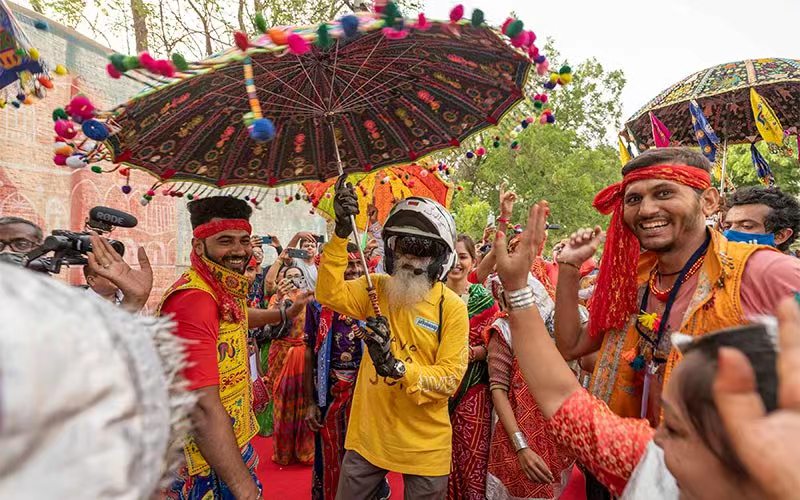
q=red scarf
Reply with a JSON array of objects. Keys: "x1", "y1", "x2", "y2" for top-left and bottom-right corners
[
  {"x1": 589, "y1": 165, "x2": 711, "y2": 337},
  {"x1": 191, "y1": 218, "x2": 253, "y2": 323}
]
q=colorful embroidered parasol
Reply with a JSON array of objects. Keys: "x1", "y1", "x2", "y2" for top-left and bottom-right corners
[
  {"x1": 624, "y1": 58, "x2": 800, "y2": 149},
  {"x1": 57, "y1": 6, "x2": 553, "y2": 193},
  {"x1": 303, "y1": 161, "x2": 454, "y2": 230},
  {"x1": 0, "y1": 0, "x2": 63, "y2": 108},
  {"x1": 51, "y1": 3, "x2": 557, "y2": 316}
]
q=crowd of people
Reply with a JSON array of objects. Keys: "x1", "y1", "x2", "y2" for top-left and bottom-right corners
[{"x1": 2, "y1": 146, "x2": 800, "y2": 500}]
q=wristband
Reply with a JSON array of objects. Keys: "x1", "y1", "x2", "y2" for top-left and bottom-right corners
[
  {"x1": 505, "y1": 286, "x2": 536, "y2": 311},
  {"x1": 512, "y1": 431, "x2": 529, "y2": 452},
  {"x1": 497, "y1": 217, "x2": 510, "y2": 224},
  {"x1": 556, "y1": 260, "x2": 581, "y2": 272}
]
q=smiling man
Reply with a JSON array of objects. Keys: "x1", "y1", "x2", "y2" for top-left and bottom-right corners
[
  {"x1": 553, "y1": 148, "x2": 800, "y2": 426},
  {"x1": 159, "y1": 196, "x2": 309, "y2": 500}
]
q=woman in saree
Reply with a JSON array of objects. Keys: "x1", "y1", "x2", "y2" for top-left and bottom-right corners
[
  {"x1": 492, "y1": 201, "x2": 793, "y2": 500},
  {"x1": 267, "y1": 265, "x2": 314, "y2": 465},
  {"x1": 446, "y1": 235, "x2": 499, "y2": 500}
]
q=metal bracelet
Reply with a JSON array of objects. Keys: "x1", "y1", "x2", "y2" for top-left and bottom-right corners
[
  {"x1": 508, "y1": 297, "x2": 536, "y2": 311},
  {"x1": 512, "y1": 431, "x2": 529, "y2": 452},
  {"x1": 506, "y1": 285, "x2": 534, "y2": 300}
]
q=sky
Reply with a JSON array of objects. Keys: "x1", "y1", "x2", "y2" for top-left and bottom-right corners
[{"x1": 426, "y1": 0, "x2": 800, "y2": 120}]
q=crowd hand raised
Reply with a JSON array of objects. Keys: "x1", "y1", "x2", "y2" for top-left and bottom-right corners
[
  {"x1": 494, "y1": 201, "x2": 549, "y2": 292},
  {"x1": 333, "y1": 175, "x2": 359, "y2": 239},
  {"x1": 367, "y1": 203, "x2": 378, "y2": 225},
  {"x1": 517, "y1": 448, "x2": 554, "y2": 484},
  {"x1": 305, "y1": 404, "x2": 323, "y2": 432},
  {"x1": 499, "y1": 182, "x2": 517, "y2": 219},
  {"x1": 713, "y1": 296, "x2": 800, "y2": 500},
  {"x1": 268, "y1": 234, "x2": 282, "y2": 249},
  {"x1": 286, "y1": 290, "x2": 314, "y2": 319},
  {"x1": 363, "y1": 315, "x2": 400, "y2": 378},
  {"x1": 557, "y1": 227, "x2": 603, "y2": 268},
  {"x1": 87, "y1": 233, "x2": 153, "y2": 313},
  {"x1": 250, "y1": 235, "x2": 263, "y2": 248}
]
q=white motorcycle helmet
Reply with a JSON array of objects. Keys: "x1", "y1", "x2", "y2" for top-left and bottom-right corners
[{"x1": 382, "y1": 197, "x2": 457, "y2": 282}]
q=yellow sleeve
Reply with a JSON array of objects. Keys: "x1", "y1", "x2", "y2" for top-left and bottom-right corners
[
  {"x1": 316, "y1": 235, "x2": 371, "y2": 321},
  {"x1": 403, "y1": 296, "x2": 469, "y2": 405}
]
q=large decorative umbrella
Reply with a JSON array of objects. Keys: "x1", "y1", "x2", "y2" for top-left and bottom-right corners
[
  {"x1": 0, "y1": 0, "x2": 63, "y2": 108},
  {"x1": 303, "y1": 161, "x2": 454, "y2": 230},
  {"x1": 624, "y1": 58, "x2": 800, "y2": 149},
  {"x1": 51, "y1": 4, "x2": 559, "y2": 314}
]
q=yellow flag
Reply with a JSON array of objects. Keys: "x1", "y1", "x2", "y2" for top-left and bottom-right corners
[
  {"x1": 750, "y1": 88, "x2": 785, "y2": 152},
  {"x1": 618, "y1": 136, "x2": 632, "y2": 164}
]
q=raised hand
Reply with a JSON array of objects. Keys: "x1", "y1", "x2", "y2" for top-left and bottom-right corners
[
  {"x1": 286, "y1": 290, "x2": 314, "y2": 319},
  {"x1": 499, "y1": 182, "x2": 517, "y2": 220},
  {"x1": 333, "y1": 175, "x2": 359, "y2": 238},
  {"x1": 713, "y1": 296, "x2": 800, "y2": 500},
  {"x1": 87, "y1": 234, "x2": 153, "y2": 312},
  {"x1": 367, "y1": 203, "x2": 379, "y2": 225},
  {"x1": 557, "y1": 227, "x2": 604, "y2": 268},
  {"x1": 250, "y1": 235, "x2": 263, "y2": 248},
  {"x1": 495, "y1": 201, "x2": 549, "y2": 291}
]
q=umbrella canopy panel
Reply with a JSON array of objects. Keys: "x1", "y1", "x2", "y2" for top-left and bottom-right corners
[
  {"x1": 107, "y1": 22, "x2": 531, "y2": 187},
  {"x1": 625, "y1": 58, "x2": 800, "y2": 148}
]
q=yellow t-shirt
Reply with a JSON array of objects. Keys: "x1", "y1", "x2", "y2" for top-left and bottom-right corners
[{"x1": 316, "y1": 235, "x2": 469, "y2": 476}]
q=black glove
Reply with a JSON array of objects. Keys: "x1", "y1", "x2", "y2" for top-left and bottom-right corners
[
  {"x1": 363, "y1": 315, "x2": 404, "y2": 379},
  {"x1": 333, "y1": 175, "x2": 359, "y2": 239}
]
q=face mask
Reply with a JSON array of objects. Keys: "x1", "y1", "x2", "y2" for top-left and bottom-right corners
[{"x1": 723, "y1": 229, "x2": 775, "y2": 247}]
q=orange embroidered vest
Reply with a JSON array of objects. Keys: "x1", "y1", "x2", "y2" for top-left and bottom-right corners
[
  {"x1": 158, "y1": 267, "x2": 259, "y2": 475},
  {"x1": 590, "y1": 231, "x2": 771, "y2": 418}
]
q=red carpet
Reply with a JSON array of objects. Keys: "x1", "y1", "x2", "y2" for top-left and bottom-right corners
[
  {"x1": 253, "y1": 436, "x2": 403, "y2": 499},
  {"x1": 253, "y1": 435, "x2": 585, "y2": 499}
]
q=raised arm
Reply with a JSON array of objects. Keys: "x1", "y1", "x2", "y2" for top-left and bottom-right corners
[
  {"x1": 495, "y1": 202, "x2": 653, "y2": 496},
  {"x1": 553, "y1": 227, "x2": 604, "y2": 360}
]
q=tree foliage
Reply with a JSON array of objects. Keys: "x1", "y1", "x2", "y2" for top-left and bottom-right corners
[
  {"x1": 448, "y1": 52, "x2": 625, "y2": 246},
  {"x1": 26, "y1": 0, "x2": 422, "y2": 58},
  {"x1": 723, "y1": 142, "x2": 800, "y2": 196}
]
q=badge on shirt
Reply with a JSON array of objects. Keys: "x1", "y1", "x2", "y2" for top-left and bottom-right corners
[{"x1": 415, "y1": 317, "x2": 439, "y2": 334}]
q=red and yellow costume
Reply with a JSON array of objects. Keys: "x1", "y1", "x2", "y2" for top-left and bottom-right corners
[{"x1": 158, "y1": 219, "x2": 260, "y2": 495}]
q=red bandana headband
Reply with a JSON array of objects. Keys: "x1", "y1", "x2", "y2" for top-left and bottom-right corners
[
  {"x1": 347, "y1": 252, "x2": 362, "y2": 262},
  {"x1": 193, "y1": 219, "x2": 252, "y2": 239},
  {"x1": 588, "y1": 165, "x2": 712, "y2": 338}
]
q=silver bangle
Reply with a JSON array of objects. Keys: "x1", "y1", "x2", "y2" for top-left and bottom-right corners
[
  {"x1": 512, "y1": 431, "x2": 529, "y2": 452},
  {"x1": 508, "y1": 298, "x2": 536, "y2": 311},
  {"x1": 506, "y1": 286, "x2": 533, "y2": 300}
]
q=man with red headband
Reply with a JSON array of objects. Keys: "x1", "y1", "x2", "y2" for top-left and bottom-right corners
[
  {"x1": 554, "y1": 148, "x2": 800, "y2": 425},
  {"x1": 160, "y1": 196, "x2": 310, "y2": 500}
]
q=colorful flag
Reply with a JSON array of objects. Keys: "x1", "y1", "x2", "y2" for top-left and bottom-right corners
[
  {"x1": 649, "y1": 112, "x2": 671, "y2": 148},
  {"x1": 689, "y1": 100, "x2": 720, "y2": 163},
  {"x1": 618, "y1": 136, "x2": 632, "y2": 164},
  {"x1": 750, "y1": 143, "x2": 775, "y2": 186},
  {"x1": 750, "y1": 88, "x2": 785, "y2": 154}
]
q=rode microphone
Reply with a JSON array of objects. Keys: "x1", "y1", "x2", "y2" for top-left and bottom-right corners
[{"x1": 87, "y1": 206, "x2": 138, "y2": 232}]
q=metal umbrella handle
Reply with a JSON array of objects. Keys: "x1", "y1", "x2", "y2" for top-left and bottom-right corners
[{"x1": 329, "y1": 122, "x2": 382, "y2": 317}]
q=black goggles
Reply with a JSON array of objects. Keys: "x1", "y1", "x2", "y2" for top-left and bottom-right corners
[{"x1": 390, "y1": 235, "x2": 442, "y2": 258}]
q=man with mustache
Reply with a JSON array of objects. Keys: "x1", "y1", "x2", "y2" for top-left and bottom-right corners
[
  {"x1": 159, "y1": 197, "x2": 310, "y2": 500},
  {"x1": 554, "y1": 148, "x2": 800, "y2": 426},
  {"x1": 316, "y1": 179, "x2": 469, "y2": 500}
]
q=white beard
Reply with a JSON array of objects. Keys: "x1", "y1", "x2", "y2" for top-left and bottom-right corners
[{"x1": 385, "y1": 255, "x2": 433, "y2": 307}]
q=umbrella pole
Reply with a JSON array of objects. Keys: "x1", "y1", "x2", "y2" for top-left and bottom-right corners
[{"x1": 329, "y1": 121, "x2": 383, "y2": 317}]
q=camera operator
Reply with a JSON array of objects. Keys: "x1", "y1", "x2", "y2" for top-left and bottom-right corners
[
  {"x1": 0, "y1": 216, "x2": 44, "y2": 266},
  {"x1": 84, "y1": 234, "x2": 153, "y2": 313}
]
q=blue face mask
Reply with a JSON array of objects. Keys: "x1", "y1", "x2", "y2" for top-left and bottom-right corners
[{"x1": 723, "y1": 229, "x2": 775, "y2": 247}]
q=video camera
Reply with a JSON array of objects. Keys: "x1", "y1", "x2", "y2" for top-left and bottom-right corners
[{"x1": 23, "y1": 206, "x2": 138, "y2": 274}]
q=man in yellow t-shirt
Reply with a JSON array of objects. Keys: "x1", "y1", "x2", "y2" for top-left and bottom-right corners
[{"x1": 316, "y1": 178, "x2": 468, "y2": 499}]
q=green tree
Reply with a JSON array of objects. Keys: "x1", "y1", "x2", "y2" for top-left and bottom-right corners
[
  {"x1": 448, "y1": 51, "x2": 625, "y2": 247},
  {"x1": 723, "y1": 142, "x2": 800, "y2": 196}
]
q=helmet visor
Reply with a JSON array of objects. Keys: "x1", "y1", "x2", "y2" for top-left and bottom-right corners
[{"x1": 390, "y1": 235, "x2": 443, "y2": 258}]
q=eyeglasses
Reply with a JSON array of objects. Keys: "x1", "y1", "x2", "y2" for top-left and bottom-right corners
[{"x1": 0, "y1": 238, "x2": 38, "y2": 253}]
